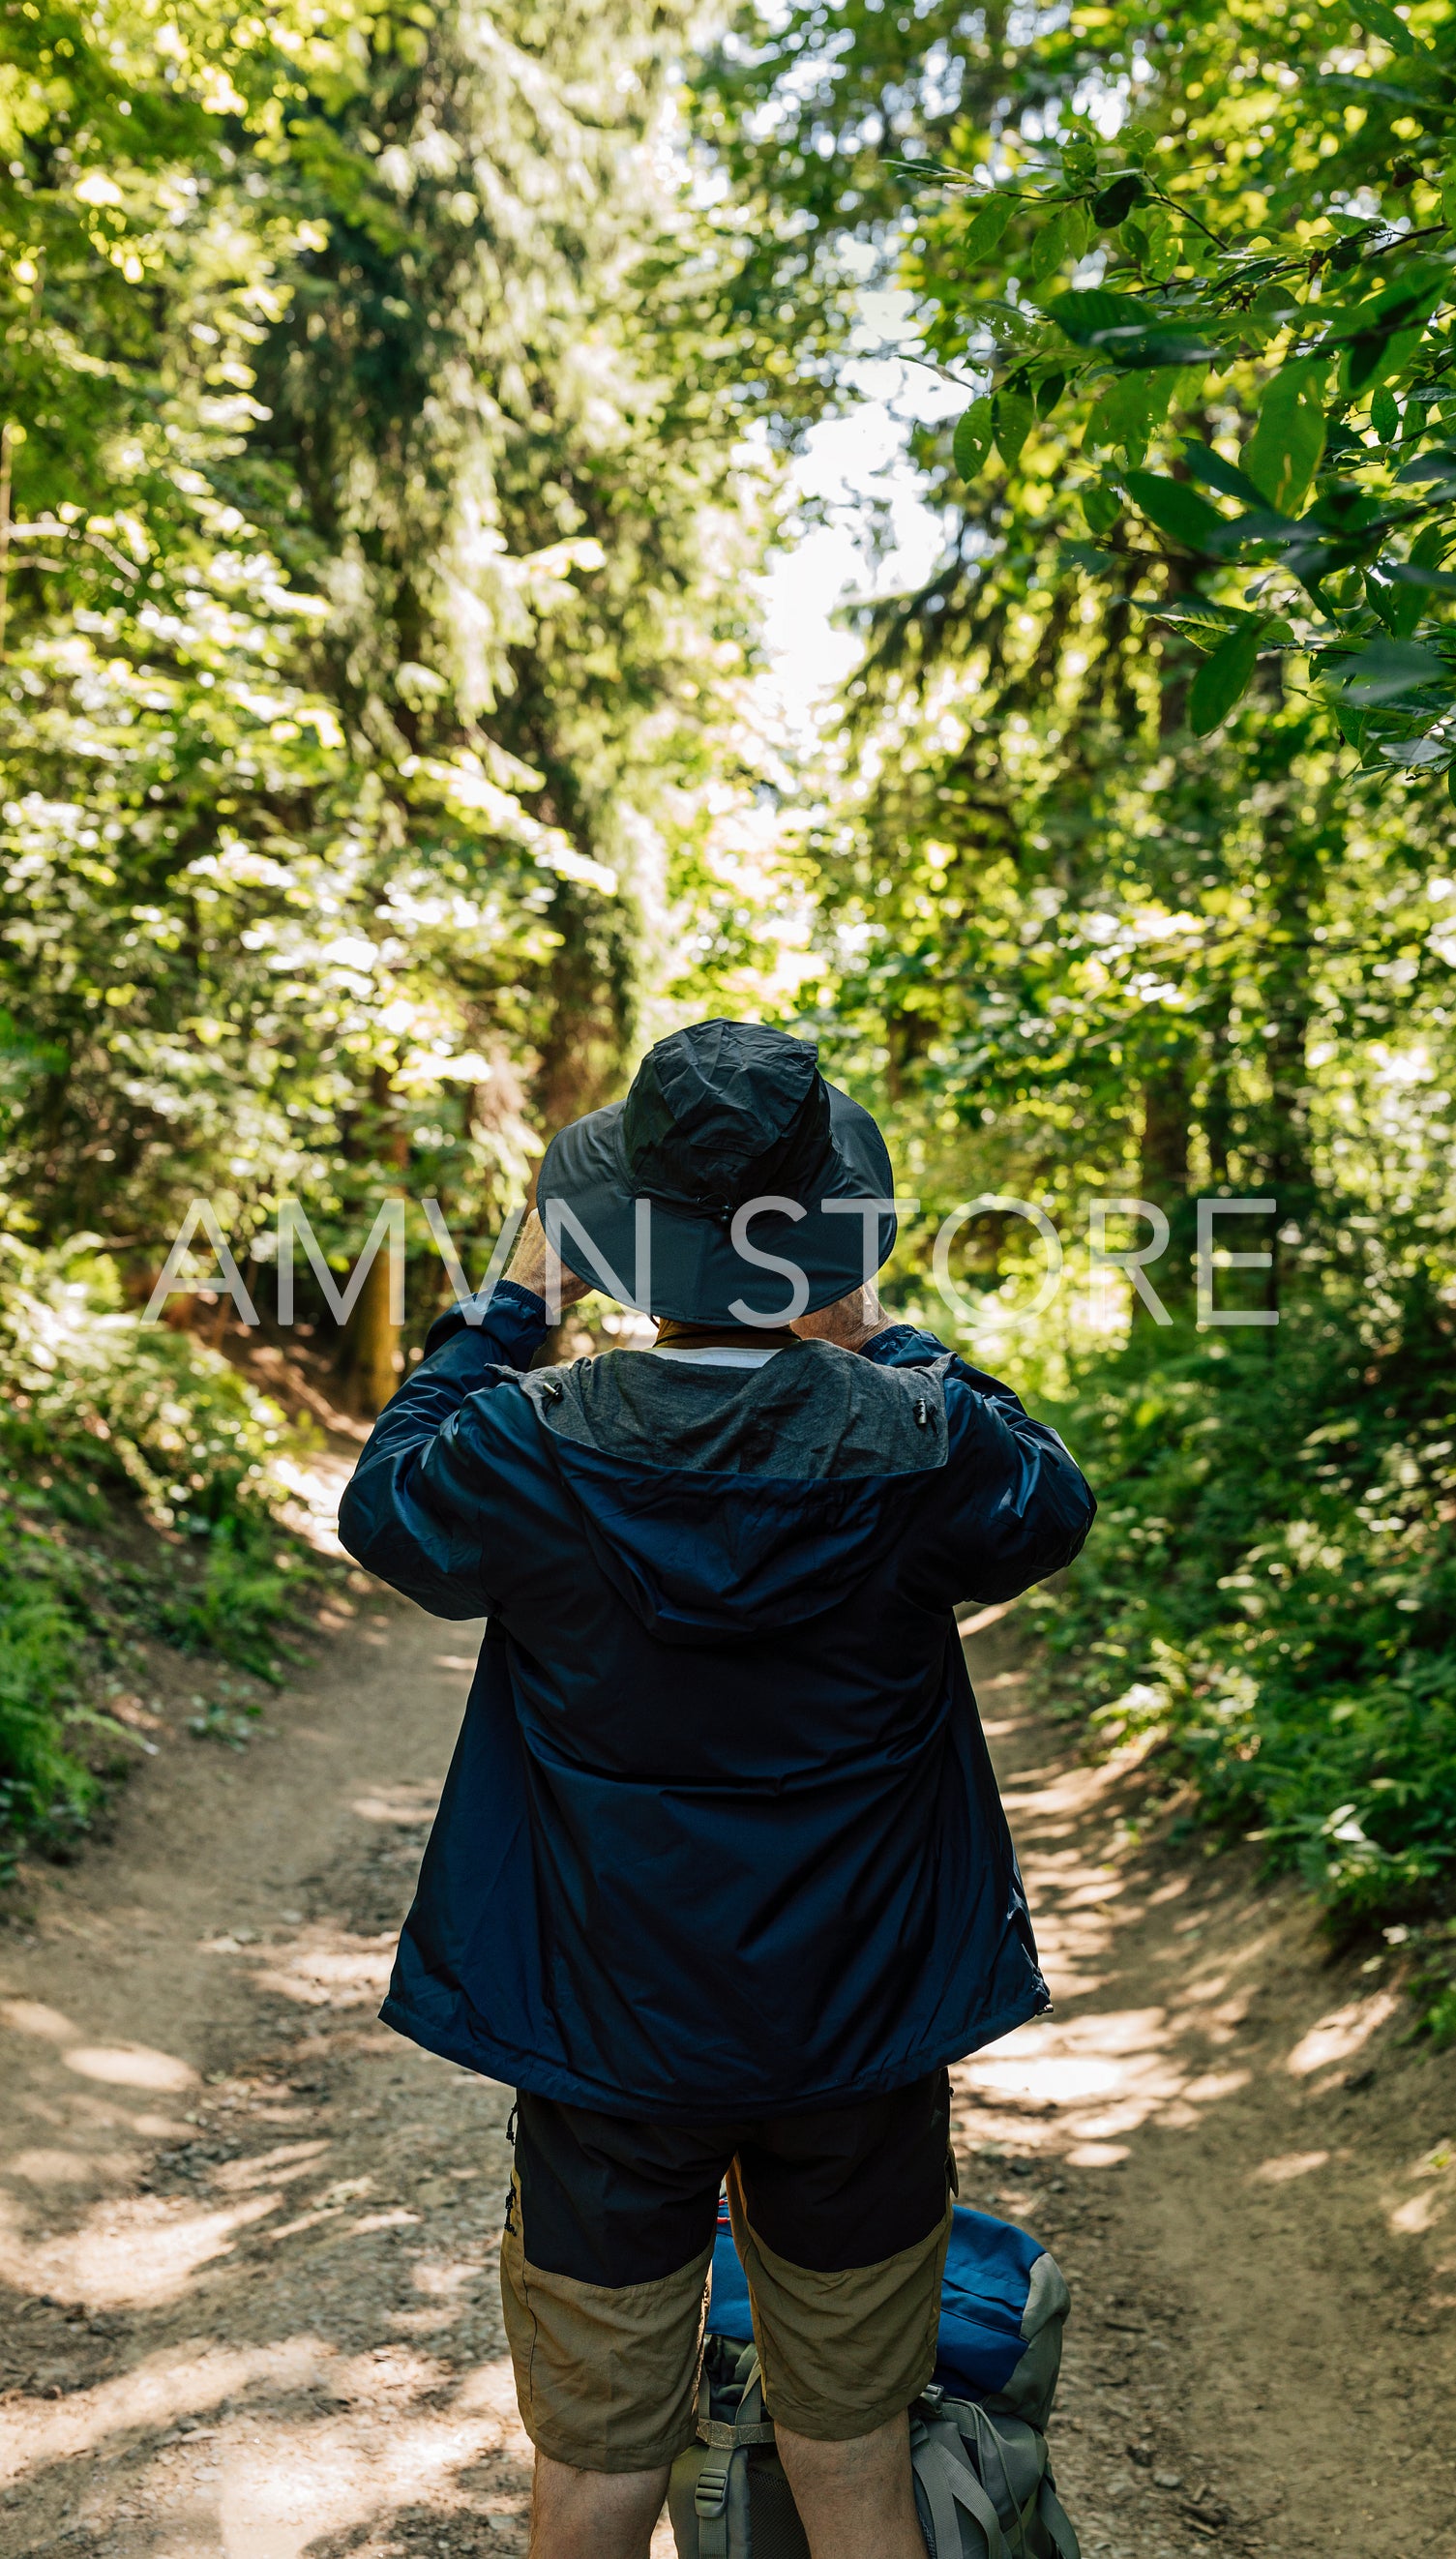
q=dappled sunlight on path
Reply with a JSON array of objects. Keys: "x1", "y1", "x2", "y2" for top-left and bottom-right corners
[
  {"x1": 0, "y1": 1604, "x2": 1451, "y2": 2559},
  {"x1": 953, "y1": 1632, "x2": 1456, "y2": 2559},
  {"x1": 0, "y1": 1604, "x2": 531, "y2": 2559}
]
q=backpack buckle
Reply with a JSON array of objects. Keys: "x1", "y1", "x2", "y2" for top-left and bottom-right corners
[{"x1": 696, "y1": 2457, "x2": 731, "y2": 2518}]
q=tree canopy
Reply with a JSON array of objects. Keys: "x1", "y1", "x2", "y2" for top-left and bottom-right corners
[
  {"x1": 0, "y1": 0, "x2": 765, "y2": 1331},
  {"x1": 695, "y1": 0, "x2": 1456, "y2": 1992},
  {"x1": 1, "y1": 0, "x2": 1453, "y2": 2026}
]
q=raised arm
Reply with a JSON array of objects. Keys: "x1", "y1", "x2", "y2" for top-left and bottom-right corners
[
  {"x1": 337, "y1": 1212, "x2": 590, "y2": 1618},
  {"x1": 864, "y1": 1322, "x2": 1095, "y2": 1609}
]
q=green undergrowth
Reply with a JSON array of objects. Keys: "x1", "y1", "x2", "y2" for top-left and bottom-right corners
[
  {"x1": 1035, "y1": 1275, "x2": 1456, "y2": 2036},
  {"x1": 0, "y1": 1235, "x2": 328, "y2": 1870}
]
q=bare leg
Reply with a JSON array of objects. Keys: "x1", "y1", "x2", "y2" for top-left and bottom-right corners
[
  {"x1": 776, "y1": 2409, "x2": 925, "y2": 2559},
  {"x1": 527, "y1": 2451, "x2": 670, "y2": 2559}
]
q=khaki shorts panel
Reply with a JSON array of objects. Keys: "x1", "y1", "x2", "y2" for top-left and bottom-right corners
[
  {"x1": 500, "y1": 2171, "x2": 713, "y2": 2472},
  {"x1": 726, "y1": 2164, "x2": 953, "y2": 2443}
]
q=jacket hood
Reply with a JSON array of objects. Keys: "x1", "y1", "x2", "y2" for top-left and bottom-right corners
[{"x1": 519, "y1": 1342, "x2": 949, "y2": 1646}]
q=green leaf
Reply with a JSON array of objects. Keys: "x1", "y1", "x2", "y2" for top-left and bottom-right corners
[
  {"x1": 1319, "y1": 268, "x2": 1448, "y2": 395},
  {"x1": 1365, "y1": 564, "x2": 1419, "y2": 637},
  {"x1": 1384, "y1": 565, "x2": 1428, "y2": 636},
  {"x1": 952, "y1": 399, "x2": 995, "y2": 480},
  {"x1": 1348, "y1": 0, "x2": 1420, "y2": 54},
  {"x1": 1320, "y1": 272, "x2": 1442, "y2": 396},
  {"x1": 1348, "y1": 322, "x2": 1429, "y2": 396},
  {"x1": 1384, "y1": 558, "x2": 1456, "y2": 595},
  {"x1": 1030, "y1": 203, "x2": 1087, "y2": 282},
  {"x1": 1335, "y1": 698, "x2": 1372, "y2": 750},
  {"x1": 1085, "y1": 369, "x2": 1174, "y2": 461},
  {"x1": 1047, "y1": 286, "x2": 1143, "y2": 345},
  {"x1": 1243, "y1": 361, "x2": 1328, "y2": 514},
  {"x1": 993, "y1": 388, "x2": 1034, "y2": 468},
  {"x1": 1372, "y1": 386, "x2": 1400, "y2": 443},
  {"x1": 1081, "y1": 483, "x2": 1121, "y2": 535},
  {"x1": 1188, "y1": 619, "x2": 1263, "y2": 734},
  {"x1": 966, "y1": 193, "x2": 1015, "y2": 260},
  {"x1": 1058, "y1": 539, "x2": 1123, "y2": 576},
  {"x1": 1334, "y1": 637, "x2": 1446, "y2": 702},
  {"x1": 1122, "y1": 469, "x2": 1230, "y2": 550},
  {"x1": 1396, "y1": 445, "x2": 1456, "y2": 486},
  {"x1": 1137, "y1": 596, "x2": 1253, "y2": 643},
  {"x1": 1093, "y1": 172, "x2": 1144, "y2": 226},
  {"x1": 1029, "y1": 211, "x2": 1065, "y2": 284},
  {"x1": 1181, "y1": 443, "x2": 1265, "y2": 508},
  {"x1": 1443, "y1": 168, "x2": 1456, "y2": 233},
  {"x1": 1044, "y1": 288, "x2": 1216, "y2": 369},
  {"x1": 1319, "y1": 263, "x2": 1447, "y2": 343},
  {"x1": 1130, "y1": 327, "x2": 1221, "y2": 367},
  {"x1": 1142, "y1": 210, "x2": 1182, "y2": 286}
]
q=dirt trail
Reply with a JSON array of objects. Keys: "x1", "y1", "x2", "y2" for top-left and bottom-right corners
[
  {"x1": 0, "y1": 1599, "x2": 1452, "y2": 2559},
  {"x1": 960, "y1": 1622, "x2": 1455, "y2": 2556}
]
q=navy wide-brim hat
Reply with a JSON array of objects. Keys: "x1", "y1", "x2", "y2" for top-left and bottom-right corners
[{"x1": 537, "y1": 1019, "x2": 896, "y2": 1324}]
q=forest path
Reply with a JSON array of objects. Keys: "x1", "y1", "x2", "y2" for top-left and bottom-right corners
[{"x1": 0, "y1": 1599, "x2": 1452, "y2": 2559}]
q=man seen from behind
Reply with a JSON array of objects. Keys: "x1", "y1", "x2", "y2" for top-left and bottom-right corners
[{"x1": 339, "y1": 1020, "x2": 1095, "y2": 2559}]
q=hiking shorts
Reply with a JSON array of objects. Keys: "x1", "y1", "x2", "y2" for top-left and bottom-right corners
[{"x1": 499, "y1": 2068, "x2": 955, "y2": 2472}]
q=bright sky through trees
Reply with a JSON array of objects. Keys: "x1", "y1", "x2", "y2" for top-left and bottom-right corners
[{"x1": 759, "y1": 350, "x2": 962, "y2": 737}]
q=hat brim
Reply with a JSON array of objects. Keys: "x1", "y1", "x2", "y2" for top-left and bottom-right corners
[{"x1": 536, "y1": 1082, "x2": 896, "y2": 1324}]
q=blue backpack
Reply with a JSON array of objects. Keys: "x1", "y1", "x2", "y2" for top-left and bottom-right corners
[{"x1": 668, "y1": 2205, "x2": 1081, "y2": 2559}]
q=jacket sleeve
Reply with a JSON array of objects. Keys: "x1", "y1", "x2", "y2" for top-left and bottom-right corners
[
  {"x1": 863, "y1": 1322, "x2": 1095, "y2": 1609},
  {"x1": 336, "y1": 1280, "x2": 550, "y2": 1619}
]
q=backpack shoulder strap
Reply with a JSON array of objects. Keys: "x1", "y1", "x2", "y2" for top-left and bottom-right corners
[
  {"x1": 692, "y1": 2360, "x2": 779, "y2": 2559},
  {"x1": 692, "y1": 2373, "x2": 735, "y2": 2559},
  {"x1": 694, "y1": 2450, "x2": 733, "y2": 2559},
  {"x1": 911, "y1": 2432, "x2": 1013, "y2": 2559},
  {"x1": 1039, "y1": 2475, "x2": 1081, "y2": 2559}
]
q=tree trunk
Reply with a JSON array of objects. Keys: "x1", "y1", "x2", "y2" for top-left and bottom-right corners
[
  {"x1": 1259, "y1": 819, "x2": 1318, "y2": 1322},
  {"x1": 1203, "y1": 989, "x2": 1234, "y2": 1187},
  {"x1": 1141, "y1": 1049, "x2": 1190, "y2": 1199},
  {"x1": 1140, "y1": 1032, "x2": 1195, "y2": 1309},
  {"x1": 342, "y1": 1246, "x2": 402, "y2": 1414},
  {"x1": 532, "y1": 877, "x2": 636, "y2": 1150},
  {"x1": 338, "y1": 1063, "x2": 408, "y2": 1416},
  {"x1": 524, "y1": 878, "x2": 638, "y2": 1359}
]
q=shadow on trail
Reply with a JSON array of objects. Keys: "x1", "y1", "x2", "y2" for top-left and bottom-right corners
[
  {"x1": 955, "y1": 1622, "x2": 1456, "y2": 2559},
  {"x1": 0, "y1": 1606, "x2": 1450, "y2": 2559},
  {"x1": 0, "y1": 1609, "x2": 534, "y2": 2559}
]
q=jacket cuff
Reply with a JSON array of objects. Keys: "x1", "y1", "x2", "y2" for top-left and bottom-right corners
[{"x1": 422, "y1": 1276, "x2": 550, "y2": 1367}]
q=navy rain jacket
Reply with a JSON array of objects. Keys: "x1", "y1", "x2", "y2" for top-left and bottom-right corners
[{"x1": 339, "y1": 1282, "x2": 1095, "y2": 2119}]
